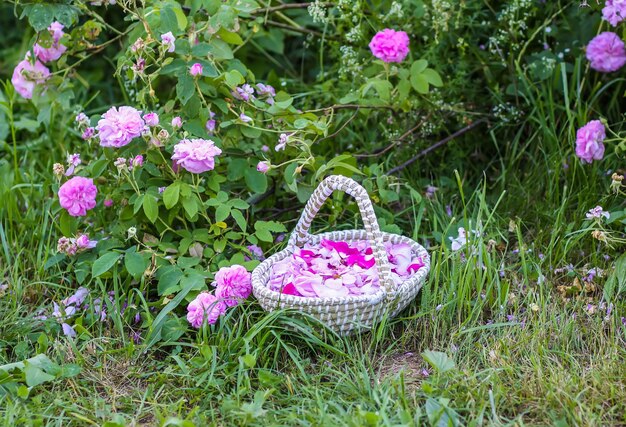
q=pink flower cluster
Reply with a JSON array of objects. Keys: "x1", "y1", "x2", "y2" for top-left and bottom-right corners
[
  {"x1": 57, "y1": 234, "x2": 98, "y2": 256},
  {"x1": 602, "y1": 0, "x2": 626, "y2": 26},
  {"x1": 58, "y1": 176, "x2": 98, "y2": 217},
  {"x1": 267, "y1": 239, "x2": 424, "y2": 298},
  {"x1": 171, "y1": 138, "x2": 222, "y2": 173},
  {"x1": 11, "y1": 56, "x2": 51, "y2": 99},
  {"x1": 33, "y1": 22, "x2": 67, "y2": 63},
  {"x1": 231, "y1": 82, "x2": 276, "y2": 105},
  {"x1": 586, "y1": 32, "x2": 626, "y2": 73},
  {"x1": 186, "y1": 265, "x2": 252, "y2": 328},
  {"x1": 575, "y1": 120, "x2": 606, "y2": 164},
  {"x1": 11, "y1": 21, "x2": 67, "y2": 99},
  {"x1": 97, "y1": 106, "x2": 145, "y2": 148},
  {"x1": 369, "y1": 29, "x2": 410, "y2": 63}
]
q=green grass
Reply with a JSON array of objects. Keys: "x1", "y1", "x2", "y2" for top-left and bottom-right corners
[{"x1": 1, "y1": 147, "x2": 625, "y2": 426}]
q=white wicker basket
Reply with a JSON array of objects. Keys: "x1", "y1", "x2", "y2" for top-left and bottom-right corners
[{"x1": 251, "y1": 175, "x2": 430, "y2": 335}]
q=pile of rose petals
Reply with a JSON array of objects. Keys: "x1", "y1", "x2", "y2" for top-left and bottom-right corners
[{"x1": 268, "y1": 239, "x2": 425, "y2": 298}]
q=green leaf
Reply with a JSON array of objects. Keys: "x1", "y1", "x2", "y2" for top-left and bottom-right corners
[
  {"x1": 422, "y1": 350, "x2": 455, "y2": 373},
  {"x1": 422, "y1": 68, "x2": 443, "y2": 87},
  {"x1": 145, "y1": 272, "x2": 205, "y2": 348},
  {"x1": 24, "y1": 4, "x2": 54, "y2": 32},
  {"x1": 228, "y1": 158, "x2": 248, "y2": 181},
  {"x1": 163, "y1": 183, "x2": 180, "y2": 209},
  {"x1": 125, "y1": 251, "x2": 148, "y2": 280},
  {"x1": 159, "y1": 6, "x2": 179, "y2": 34},
  {"x1": 255, "y1": 229, "x2": 272, "y2": 243},
  {"x1": 255, "y1": 221, "x2": 287, "y2": 233},
  {"x1": 143, "y1": 195, "x2": 159, "y2": 223},
  {"x1": 215, "y1": 204, "x2": 231, "y2": 222},
  {"x1": 161, "y1": 316, "x2": 186, "y2": 342},
  {"x1": 157, "y1": 267, "x2": 184, "y2": 296},
  {"x1": 176, "y1": 73, "x2": 195, "y2": 105},
  {"x1": 59, "y1": 210, "x2": 76, "y2": 236},
  {"x1": 604, "y1": 253, "x2": 626, "y2": 300},
  {"x1": 92, "y1": 252, "x2": 121, "y2": 277},
  {"x1": 241, "y1": 354, "x2": 256, "y2": 368},
  {"x1": 410, "y1": 73, "x2": 429, "y2": 94},
  {"x1": 182, "y1": 196, "x2": 199, "y2": 219},
  {"x1": 361, "y1": 79, "x2": 393, "y2": 102},
  {"x1": 228, "y1": 199, "x2": 249, "y2": 210},
  {"x1": 217, "y1": 28, "x2": 244, "y2": 45},
  {"x1": 207, "y1": 39, "x2": 234, "y2": 60},
  {"x1": 231, "y1": 209, "x2": 247, "y2": 232},
  {"x1": 224, "y1": 69, "x2": 244, "y2": 88},
  {"x1": 244, "y1": 168, "x2": 268, "y2": 193},
  {"x1": 24, "y1": 362, "x2": 55, "y2": 387},
  {"x1": 411, "y1": 59, "x2": 429, "y2": 75}
]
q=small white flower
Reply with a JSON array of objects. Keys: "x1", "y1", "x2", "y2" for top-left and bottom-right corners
[
  {"x1": 449, "y1": 227, "x2": 467, "y2": 251},
  {"x1": 127, "y1": 227, "x2": 137, "y2": 239}
]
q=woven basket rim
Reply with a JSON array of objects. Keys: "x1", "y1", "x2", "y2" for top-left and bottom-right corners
[{"x1": 251, "y1": 229, "x2": 429, "y2": 306}]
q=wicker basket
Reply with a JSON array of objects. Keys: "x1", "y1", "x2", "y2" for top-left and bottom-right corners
[{"x1": 251, "y1": 175, "x2": 430, "y2": 335}]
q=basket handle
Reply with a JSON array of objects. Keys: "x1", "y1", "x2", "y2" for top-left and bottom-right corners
[{"x1": 288, "y1": 175, "x2": 394, "y2": 295}]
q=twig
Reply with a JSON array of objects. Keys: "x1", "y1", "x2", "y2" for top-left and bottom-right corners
[
  {"x1": 386, "y1": 119, "x2": 488, "y2": 175},
  {"x1": 254, "y1": 2, "x2": 334, "y2": 14},
  {"x1": 308, "y1": 104, "x2": 396, "y2": 113},
  {"x1": 317, "y1": 109, "x2": 360, "y2": 143},
  {"x1": 355, "y1": 114, "x2": 431, "y2": 159}
]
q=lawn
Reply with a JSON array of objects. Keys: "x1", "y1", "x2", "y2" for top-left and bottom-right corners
[{"x1": 1, "y1": 1, "x2": 625, "y2": 426}]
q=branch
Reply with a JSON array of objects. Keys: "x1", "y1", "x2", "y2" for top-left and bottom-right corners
[
  {"x1": 253, "y1": 2, "x2": 334, "y2": 14},
  {"x1": 386, "y1": 119, "x2": 488, "y2": 175},
  {"x1": 354, "y1": 113, "x2": 431, "y2": 159}
]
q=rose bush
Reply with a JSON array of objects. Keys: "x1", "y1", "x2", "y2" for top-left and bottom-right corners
[{"x1": 1, "y1": 0, "x2": 624, "y2": 344}]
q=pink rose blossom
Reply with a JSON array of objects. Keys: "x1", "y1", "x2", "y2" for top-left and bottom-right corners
[
  {"x1": 256, "y1": 161, "x2": 270, "y2": 173},
  {"x1": 11, "y1": 57, "x2": 50, "y2": 99},
  {"x1": 171, "y1": 138, "x2": 222, "y2": 173},
  {"x1": 602, "y1": 0, "x2": 626, "y2": 26},
  {"x1": 369, "y1": 29, "x2": 410, "y2": 63},
  {"x1": 143, "y1": 112, "x2": 159, "y2": 127},
  {"x1": 214, "y1": 265, "x2": 252, "y2": 307},
  {"x1": 97, "y1": 106, "x2": 145, "y2": 148},
  {"x1": 186, "y1": 292, "x2": 225, "y2": 328},
  {"x1": 171, "y1": 116, "x2": 183, "y2": 128},
  {"x1": 575, "y1": 120, "x2": 606, "y2": 164},
  {"x1": 586, "y1": 32, "x2": 626, "y2": 73},
  {"x1": 58, "y1": 176, "x2": 98, "y2": 217},
  {"x1": 33, "y1": 22, "x2": 67, "y2": 63},
  {"x1": 190, "y1": 63, "x2": 203, "y2": 76},
  {"x1": 104, "y1": 198, "x2": 114, "y2": 207},
  {"x1": 161, "y1": 32, "x2": 176, "y2": 53}
]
